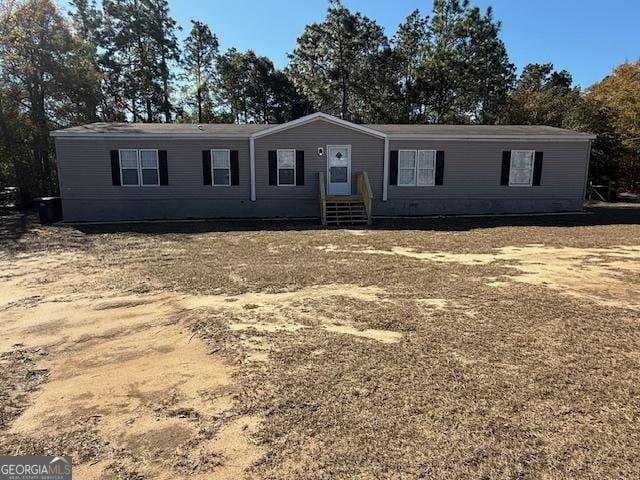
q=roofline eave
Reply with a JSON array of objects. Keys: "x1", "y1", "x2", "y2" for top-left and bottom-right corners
[
  {"x1": 386, "y1": 134, "x2": 597, "y2": 141},
  {"x1": 250, "y1": 112, "x2": 388, "y2": 140},
  {"x1": 50, "y1": 132, "x2": 254, "y2": 139}
]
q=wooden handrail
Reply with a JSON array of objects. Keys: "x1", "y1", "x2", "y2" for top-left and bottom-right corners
[
  {"x1": 318, "y1": 171, "x2": 326, "y2": 202},
  {"x1": 318, "y1": 171, "x2": 327, "y2": 225},
  {"x1": 356, "y1": 171, "x2": 373, "y2": 225}
]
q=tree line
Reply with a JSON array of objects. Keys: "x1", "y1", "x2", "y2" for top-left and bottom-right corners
[{"x1": 0, "y1": 0, "x2": 638, "y2": 202}]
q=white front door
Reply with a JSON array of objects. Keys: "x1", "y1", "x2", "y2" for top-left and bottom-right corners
[{"x1": 327, "y1": 145, "x2": 351, "y2": 195}]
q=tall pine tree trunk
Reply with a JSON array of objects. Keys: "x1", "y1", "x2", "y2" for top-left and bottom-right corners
[
  {"x1": 29, "y1": 74, "x2": 52, "y2": 195},
  {"x1": 341, "y1": 72, "x2": 348, "y2": 120},
  {"x1": 197, "y1": 85, "x2": 203, "y2": 123},
  {"x1": 337, "y1": 33, "x2": 348, "y2": 120},
  {"x1": 196, "y1": 58, "x2": 203, "y2": 123},
  {"x1": 0, "y1": 94, "x2": 29, "y2": 203},
  {"x1": 131, "y1": 86, "x2": 138, "y2": 122},
  {"x1": 146, "y1": 97, "x2": 153, "y2": 122},
  {"x1": 161, "y1": 50, "x2": 171, "y2": 122}
]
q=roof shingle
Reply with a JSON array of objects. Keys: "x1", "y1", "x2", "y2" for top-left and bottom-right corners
[{"x1": 51, "y1": 119, "x2": 594, "y2": 139}]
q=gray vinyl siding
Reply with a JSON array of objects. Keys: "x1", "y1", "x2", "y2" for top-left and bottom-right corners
[
  {"x1": 54, "y1": 121, "x2": 590, "y2": 222},
  {"x1": 55, "y1": 137, "x2": 251, "y2": 200},
  {"x1": 254, "y1": 119, "x2": 385, "y2": 199},
  {"x1": 388, "y1": 140, "x2": 589, "y2": 199},
  {"x1": 55, "y1": 137, "x2": 254, "y2": 221},
  {"x1": 378, "y1": 140, "x2": 590, "y2": 215}
]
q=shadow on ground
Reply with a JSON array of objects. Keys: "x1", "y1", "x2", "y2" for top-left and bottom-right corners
[
  {"x1": 0, "y1": 208, "x2": 29, "y2": 244},
  {"x1": 1, "y1": 205, "x2": 639, "y2": 240}
]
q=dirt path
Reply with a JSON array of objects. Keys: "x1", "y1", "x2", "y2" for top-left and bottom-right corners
[
  {"x1": 0, "y1": 250, "x2": 263, "y2": 478},
  {"x1": 0, "y1": 248, "x2": 399, "y2": 478},
  {"x1": 317, "y1": 243, "x2": 640, "y2": 309}
]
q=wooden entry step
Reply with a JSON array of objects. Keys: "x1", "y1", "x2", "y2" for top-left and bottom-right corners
[
  {"x1": 325, "y1": 199, "x2": 368, "y2": 225},
  {"x1": 325, "y1": 195, "x2": 365, "y2": 203},
  {"x1": 318, "y1": 171, "x2": 373, "y2": 226}
]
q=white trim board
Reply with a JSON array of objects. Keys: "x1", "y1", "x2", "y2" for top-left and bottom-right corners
[
  {"x1": 50, "y1": 133, "x2": 257, "y2": 139},
  {"x1": 386, "y1": 134, "x2": 595, "y2": 141},
  {"x1": 251, "y1": 112, "x2": 386, "y2": 139},
  {"x1": 51, "y1": 132, "x2": 595, "y2": 141},
  {"x1": 382, "y1": 137, "x2": 389, "y2": 201},
  {"x1": 249, "y1": 136, "x2": 256, "y2": 201}
]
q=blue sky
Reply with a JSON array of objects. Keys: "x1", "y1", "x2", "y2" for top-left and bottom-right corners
[
  {"x1": 168, "y1": 0, "x2": 639, "y2": 89},
  {"x1": 63, "y1": 0, "x2": 640, "y2": 89}
]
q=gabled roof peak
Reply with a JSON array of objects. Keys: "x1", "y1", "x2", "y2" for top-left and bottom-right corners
[{"x1": 251, "y1": 112, "x2": 387, "y2": 139}]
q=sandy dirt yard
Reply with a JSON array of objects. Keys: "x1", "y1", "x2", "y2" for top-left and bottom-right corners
[{"x1": 1, "y1": 207, "x2": 639, "y2": 479}]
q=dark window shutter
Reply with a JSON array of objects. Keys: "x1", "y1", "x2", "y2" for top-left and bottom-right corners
[
  {"x1": 435, "y1": 151, "x2": 445, "y2": 185},
  {"x1": 110, "y1": 150, "x2": 121, "y2": 186},
  {"x1": 533, "y1": 151, "x2": 543, "y2": 186},
  {"x1": 268, "y1": 150, "x2": 277, "y2": 185},
  {"x1": 230, "y1": 150, "x2": 240, "y2": 185},
  {"x1": 202, "y1": 150, "x2": 212, "y2": 185},
  {"x1": 389, "y1": 150, "x2": 398, "y2": 186},
  {"x1": 500, "y1": 151, "x2": 511, "y2": 185},
  {"x1": 159, "y1": 150, "x2": 168, "y2": 185},
  {"x1": 296, "y1": 150, "x2": 305, "y2": 186}
]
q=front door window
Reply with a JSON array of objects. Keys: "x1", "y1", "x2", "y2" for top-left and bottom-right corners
[
  {"x1": 330, "y1": 150, "x2": 348, "y2": 183},
  {"x1": 327, "y1": 146, "x2": 351, "y2": 195}
]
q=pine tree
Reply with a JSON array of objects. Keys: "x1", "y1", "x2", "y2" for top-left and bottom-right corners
[
  {"x1": 69, "y1": 0, "x2": 102, "y2": 121},
  {"x1": 217, "y1": 49, "x2": 307, "y2": 123},
  {"x1": 506, "y1": 63, "x2": 581, "y2": 126},
  {"x1": 0, "y1": 83, "x2": 32, "y2": 203},
  {"x1": 69, "y1": 0, "x2": 102, "y2": 53},
  {"x1": 414, "y1": 0, "x2": 514, "y2": 124},
  {"x1": 217, "y1": 48, "x2": 250, "y2": 123},
  {"x1": 101, "y1": 0, "x2": 143, "y2": 121},
  {"x1": 420, "y1": 0, "x2": 469, "y2": 123},
  {"x1": 146, "y1": 0, "x2": 180, "y2": 122},
  {"x1": 0, "y1": 0, "x2": 100, "y2": 195},
  {"x1": 100, "y1": 0, "x2": 178, "y2": 122},
  {"x1": 393, "y1": 10, "x2": 429, "y2": 122},
  {"x1": 462, "y1": 6, "x2": 514, "y2": 124},
  {"x1": 182, "y1": 20, "x2": 219, "y2": 123},
  {"x1": 288, "y1": 0, "x2": 389, "y2": 121},
  {"x1": 269, "y1": 70, "x2": 310, "y2": 123}
]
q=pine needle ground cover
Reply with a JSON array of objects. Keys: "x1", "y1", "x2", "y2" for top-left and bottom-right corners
[{"x1": 1, "y1": 207, "x2": 639, "y2": 479}]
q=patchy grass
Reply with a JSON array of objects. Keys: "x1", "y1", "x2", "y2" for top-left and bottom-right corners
[{"x1": 0, "y1": 207, "x2": 639, "y2": 479}]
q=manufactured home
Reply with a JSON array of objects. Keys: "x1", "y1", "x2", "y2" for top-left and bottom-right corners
[{"x1": 51, "y1": 112, "x2": 595, "y2": 224}]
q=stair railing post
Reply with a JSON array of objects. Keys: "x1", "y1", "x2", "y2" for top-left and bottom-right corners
[
  {"x1": 318, "y1": 171, "x2": 327, "y2": 226},
  {"x1": 356, "y1": 172, "x2": 373, "y2": 225}
]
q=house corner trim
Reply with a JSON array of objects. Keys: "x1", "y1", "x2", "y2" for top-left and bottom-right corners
[{"x1": 250, "y1": 136, "x2": 256, "y2": 201}]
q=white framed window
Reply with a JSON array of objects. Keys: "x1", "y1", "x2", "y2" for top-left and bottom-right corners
[
  {"x1": 398, "y1": 150, "x2": 436, "y2": 186},
  {"x1": 509, "y1": 150, "x2": 534, "y2": 187},
  {"x1": 211, "y1": 149, "x2": 231, "y2": 186},
  {"x1": 119, "y1": 149, "x2": 159, "y2": 186},
  {"x1": 119, "y1": 149, "x2": 139, "y2": 186},
  {"x1": 417, "y1": 150, "x2": 436, "y2": 186},
  {"x1": 277, "y1": 149, "x2": 296, "y2": 186},
  {"x1": 398, "y1": 150, "x2": 416, "y2": 186},
  {"x1": 139, "y1": 149, "x2": 159, "y2": 186}
]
